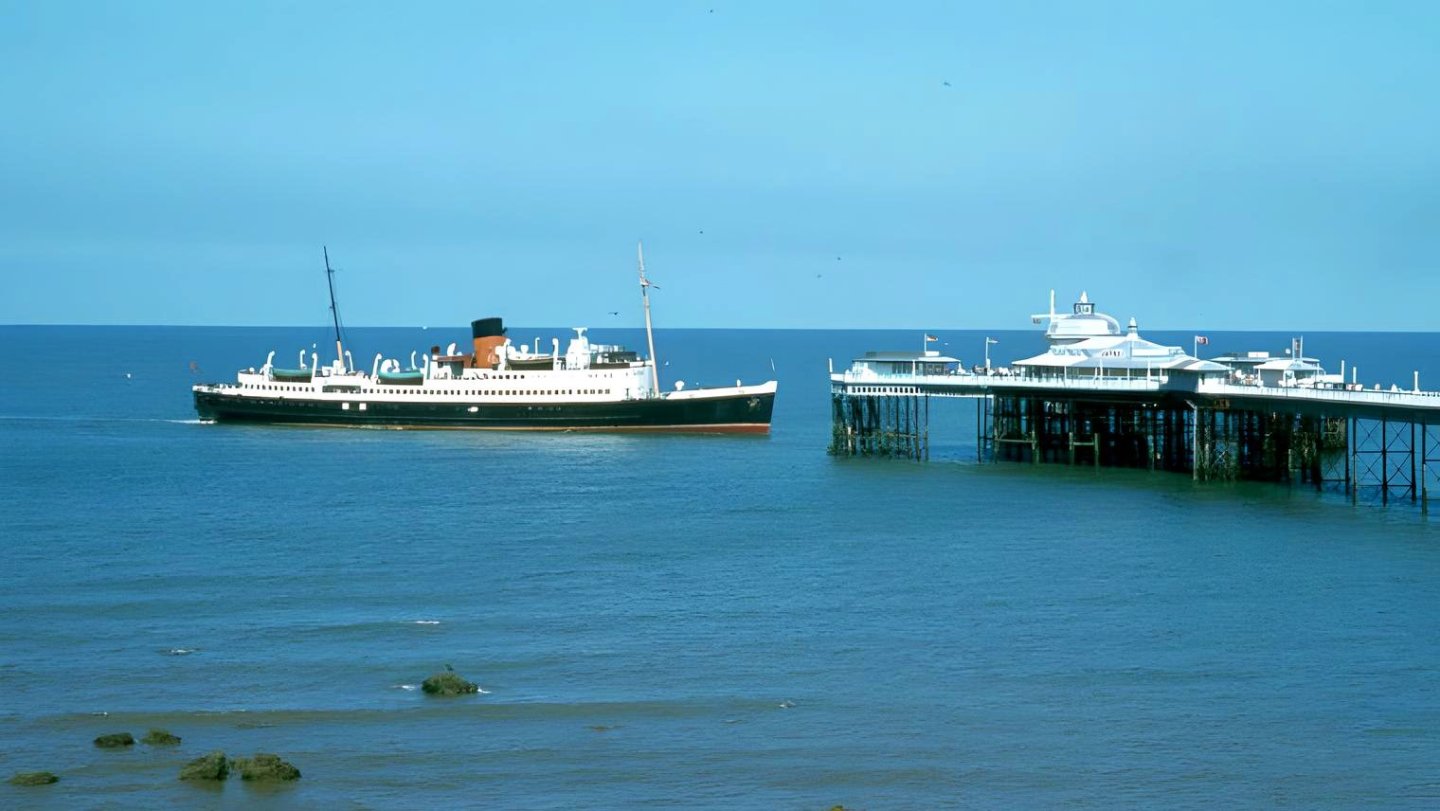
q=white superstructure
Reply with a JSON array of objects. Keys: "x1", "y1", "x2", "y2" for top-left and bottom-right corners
[{"x1": 206, "y1": 327, "x2": 699, "y2": 406}]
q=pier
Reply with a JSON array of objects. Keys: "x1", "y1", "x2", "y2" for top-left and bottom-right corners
[{"x1": 829, "y1": 294, "x2": 1440, "y2": 503}]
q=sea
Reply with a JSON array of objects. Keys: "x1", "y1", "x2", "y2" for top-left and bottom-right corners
[{"x1": 1, "y1": 324, "x2": 1437, "y2": 810}]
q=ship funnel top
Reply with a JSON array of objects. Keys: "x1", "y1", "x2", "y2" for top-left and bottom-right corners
[
  {"x1": 471, "y1": 318, "x2": 505, "y2": 339},
  {"x1": 1127, "y1": 317, "x2": 1138, "y2": 335}
]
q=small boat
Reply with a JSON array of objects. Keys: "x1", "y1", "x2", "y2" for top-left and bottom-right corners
[{"x1": 193, "y1": 245, "x2": 778, "y2": 432}]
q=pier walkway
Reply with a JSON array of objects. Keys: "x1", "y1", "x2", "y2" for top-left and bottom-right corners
[{"x1": 835, "y1": 367, "x2": 1440, "y2": 416}]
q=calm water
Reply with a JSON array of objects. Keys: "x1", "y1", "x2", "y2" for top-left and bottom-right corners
[{"x1": 1, "y1": 325, "x2": 1437, "y2": 809}]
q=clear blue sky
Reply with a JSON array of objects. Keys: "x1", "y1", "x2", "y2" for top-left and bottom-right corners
[{"x1": 2, "y1": 1, "x2": 1437, "y2": 329}]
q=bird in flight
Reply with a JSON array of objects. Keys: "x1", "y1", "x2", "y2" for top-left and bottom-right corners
[
  {"x1": 943, "y1": 81, "x2": 952, "y2": 87},
  {"x1": 608, "y1": 311, "x2": 620, "y2": 316}
]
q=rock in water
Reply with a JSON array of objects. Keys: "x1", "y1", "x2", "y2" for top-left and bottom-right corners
[
  {"x1": 142, "y1": 728, "x2": 182, "y2": 746},
  {"x1": 421, "y1": 670, "x2": 479, "y2": 696},
  {"x1": 8, "y1": 771, "x2": 60, "y2": 786},
  {"x1": 93, "y1": 732, "x2": 135, "y2": 748},
  {"x1": 233, "y1": 753, "x2": 301, "y2": 782},
  {"x1": 179, "y1": 751, "x2": 230, "y2": 781}
]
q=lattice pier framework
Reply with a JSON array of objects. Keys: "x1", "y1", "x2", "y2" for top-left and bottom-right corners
[
  {"x1": 985, "y1": 393, "x2": 1436, "y2": 501},
  {"x1": 831, "y1": 387, "x2": 1437, "y2": 502},
  {"x1": 829, "y1": 389, "x2": 930, "y2": 460}
]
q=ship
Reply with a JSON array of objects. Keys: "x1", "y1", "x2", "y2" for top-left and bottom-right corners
[{"x1": 192, "y1": 245, "x2": 778, "y2": 432}]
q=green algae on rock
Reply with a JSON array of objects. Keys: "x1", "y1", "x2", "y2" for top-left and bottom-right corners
[
  {"x1": 179, "y1": 751, "x2": 230, "y2": 781},
  {"x1": 421, "y1": 670, "x2": 479, "y2": 696},
  {"x1": 8, "y1": 771, "x2": 60, "y2": 786},
  {"x1": 234, "y1": 753, "x2": 301, "y2": 782},
  {"x1": 142, "y1": 728, "x2": 182, "y2": 746},
  {"x1": 93, "y1": 732, "x2": 135, "y2": 748}
]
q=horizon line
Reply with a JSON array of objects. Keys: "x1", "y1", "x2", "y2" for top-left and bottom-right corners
[{"x1": 0, "y1": 322, "x2": 1432, "y2": 335}]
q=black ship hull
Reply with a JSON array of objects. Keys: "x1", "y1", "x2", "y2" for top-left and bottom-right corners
[{"x1": 194, "y1": 389, "x2": 775, "y2": 433}]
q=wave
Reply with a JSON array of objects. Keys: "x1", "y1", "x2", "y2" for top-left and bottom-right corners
[
  {"x1": 393, "y1": 683, "x2": 489, "y2": 694},
  {"x1": 38, "y1": 698, "x2": 739, "y2": 731},
  {"x1": 269, "y1": 618, "x2": 453, "y2": 640},
  {"x1": 0, "y1": 415, "x2": 207, "y2": 425}
]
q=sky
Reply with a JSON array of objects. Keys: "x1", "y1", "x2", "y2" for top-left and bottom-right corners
[{"x1": 1, "y1": 0, "x2": 1437, "y2": 330}]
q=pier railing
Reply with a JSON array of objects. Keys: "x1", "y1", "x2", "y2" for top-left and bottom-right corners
[
  {"x1": 833, "y1": 370, "x2": 1440, "y2": 412},
  {"x1": 831, "y1": 370, "x2": 1168, "y2": 395},
  {"x1": 1197, "y1": 380, "x2": 1440, "y2": 412}
]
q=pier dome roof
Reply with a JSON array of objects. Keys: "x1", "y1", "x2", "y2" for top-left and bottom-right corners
[
  {"x1": 1035, "y1": 291, "x2": 1121, "y2": 345},
  {"x1": 1014, "y1": 330, "x2": 1228, "y2": 373}
]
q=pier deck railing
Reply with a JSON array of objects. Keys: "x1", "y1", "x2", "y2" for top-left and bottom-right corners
[
  {"x1": 1196, "y1": 380, "x2": 1440, "y2": 412},
  {"x1": 832, "y1": 370, "x2": 1440, "y2": 414},
  {"x1": 831, "y1": 371, "x2": 1168, "y2": 395}
]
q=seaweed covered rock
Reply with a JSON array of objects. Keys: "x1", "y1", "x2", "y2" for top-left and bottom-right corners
[
  {"x1": 93, "y1": 732, "x2": 135, "y2": 748},
  {"x1": 421, "y1": 670, "x2": 479, "y2": 696},
  {"x1": 233, "y1": 753, "x2": 301, "y2": 782},
  {"x1": 178, "y1": 751, "x2": 230, "y2": 782},
  {"x1": 142, "y1": 728, "x2": 182, "y2": 746},
  {"x1": 8, "y1": 771, "x2": 59, "y2": 786}
]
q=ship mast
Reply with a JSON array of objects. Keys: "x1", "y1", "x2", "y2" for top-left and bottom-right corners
[
  {"x1": 637, "y1": 240, "x2": 660, "y2": 397},
  {"x1": 324, "y1": 246, "x2": 344, "y2": 367}
]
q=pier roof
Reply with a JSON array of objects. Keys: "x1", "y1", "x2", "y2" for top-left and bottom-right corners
[
  {"x1": 853, "y1": 351, "x2": 961, "y2": 363},
  {"x1": 1014, "y1": 332, "x2": 1228, "y2": 373},
  {"x1": 1253, "y1": 357, "x2": 1325, "y2": 373}
]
